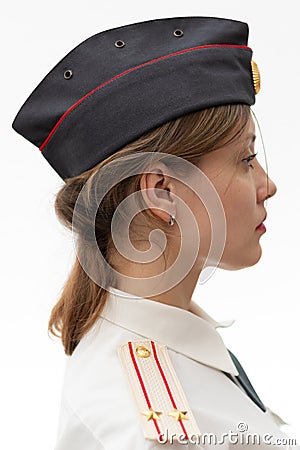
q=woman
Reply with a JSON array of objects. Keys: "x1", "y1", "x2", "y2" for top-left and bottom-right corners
[{"x1": 12, "y1": 16, "x2": 298, "y2": 450}]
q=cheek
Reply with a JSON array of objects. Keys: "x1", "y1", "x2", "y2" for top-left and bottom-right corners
[
  {"x1": 189, "y1": 193, "x2": 221, "y2": 253},
  {"x1": 222, "y1": 183, "x2": 256, "y2": 233}
]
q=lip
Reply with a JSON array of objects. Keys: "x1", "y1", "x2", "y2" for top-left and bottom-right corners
[
  {"x1": 256, "y1": 223, "x2": 266, "y2": 232},
  {"x1": 256, "y1": 212, "x2": 267, "y2": 230}
]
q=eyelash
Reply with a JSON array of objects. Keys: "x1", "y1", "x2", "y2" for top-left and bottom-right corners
[{"x1": 242, "y1": 152, "x2": 258, "y2": 169}]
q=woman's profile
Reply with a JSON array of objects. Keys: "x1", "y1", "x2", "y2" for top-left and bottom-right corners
[{"x1": 12, "y1": 15, "x2": 298, "y2": 450}]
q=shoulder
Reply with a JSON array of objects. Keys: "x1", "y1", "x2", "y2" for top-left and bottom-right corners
[
  {"x1": 57, "y1": 323, "x2": 171, "y2": 448},
  {"x1": 57, "y1": 325, "x2": 202, "y2": 448}
]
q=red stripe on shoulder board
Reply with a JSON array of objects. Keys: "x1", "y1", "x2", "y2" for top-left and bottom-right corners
[
  {"x1": 39, "y1": 44, "x2": 251, "y2": 152},
  {"x1": 128, "y1": 342, "x2": 162, "y2": 439},
  {"x1": 150, "y1": 341, "x2": 189, "y2": 440}
]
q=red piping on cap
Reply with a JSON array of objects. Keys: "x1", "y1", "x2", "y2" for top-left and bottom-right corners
[{"x1": 39, "y1": 44, "x2": 252, "y2": 152}]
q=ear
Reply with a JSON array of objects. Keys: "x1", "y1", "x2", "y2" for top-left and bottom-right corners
[{"x1": 139, "y1": 161, "x2": 176, "y2": 224}]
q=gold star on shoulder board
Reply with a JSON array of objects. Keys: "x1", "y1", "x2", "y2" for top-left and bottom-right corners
[
  {"x1": 141, "y1": 408, "x2": 162, "y2": 421},
  {"x1": 168, "y1": 409, "x2": 189, "y2": 421}
]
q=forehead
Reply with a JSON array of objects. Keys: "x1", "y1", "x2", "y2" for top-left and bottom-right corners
[
  {"x1": 225, "y1": 115, "x2": 256, "y2": 156},
  {"x1": 243, "y1": 115, "x2": 255, "y2": 138},
  {"x1": 236, "y1": 116, "x2": 256, "y2": 148},
  {"x1": 204, "y1": 116, "x2": 255, "y2": 158},
  {"x1": 194, "y1": 116, "x2": 256, "y2": 181}
]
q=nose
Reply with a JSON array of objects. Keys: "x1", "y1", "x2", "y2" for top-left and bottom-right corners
[
  {"x1": 265, "y1": 174, "x2": 277, "y2": 204},
  {"x1": 258, "y1": 172, "x2": 277, "y2": 201},
  {"x1": 265, "y1": 175, "x2": 277, "y2": 201},
  {"x1": 256, "y1": 161, "x2": 277, "y2": 203}
]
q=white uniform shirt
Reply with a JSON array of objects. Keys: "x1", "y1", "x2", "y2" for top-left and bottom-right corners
[{"x1": 54, "y1": 287, "x2": 299, "y2": 449}]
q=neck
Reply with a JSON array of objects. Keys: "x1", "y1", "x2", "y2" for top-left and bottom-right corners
[
  {"x1": 113, "y1": 249, "x2": 201, "y2": 310},
  {"x1": 115, "y1": 282, "x2": 194, "y2": 310}
]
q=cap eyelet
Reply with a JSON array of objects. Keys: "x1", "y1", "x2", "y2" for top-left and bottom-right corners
[
  {"x1": 64, "y1": 70, "x2": 73, "y2": 80},
  {"x1": 173, "y1": 29, "x2": 184, "y2": 38},
  {"x1": 115, "y1": 40, "x2": 125, "y2": 48}
]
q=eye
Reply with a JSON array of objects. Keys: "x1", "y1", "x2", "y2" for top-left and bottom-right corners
[{"x1": 242, "y1": 152, "x2": 258, "y2": 169}]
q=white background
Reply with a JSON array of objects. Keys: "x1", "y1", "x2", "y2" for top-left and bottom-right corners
[{"x1": 1, "y1": 0, "x2": 299, "y2": 448}]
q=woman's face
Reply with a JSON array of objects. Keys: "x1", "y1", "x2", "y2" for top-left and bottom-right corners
[{"x1": 181, "y1": 116, "x2": 277, "y2": 270}]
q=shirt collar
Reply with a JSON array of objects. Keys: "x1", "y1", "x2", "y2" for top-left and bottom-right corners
[{"x1": 100, "y1": 287, "x2": 238, "y2": 376}]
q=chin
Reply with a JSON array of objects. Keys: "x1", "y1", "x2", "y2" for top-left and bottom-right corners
[{"x1": 218, "y1": 246, "x2": 263, "y2": 270}]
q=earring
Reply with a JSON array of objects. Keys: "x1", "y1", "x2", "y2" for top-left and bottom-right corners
[{"x1": 169, "y1": 214, "x2": 176, "y2": 226}]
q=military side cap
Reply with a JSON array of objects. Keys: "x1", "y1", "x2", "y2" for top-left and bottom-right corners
[{"x1": 12, "y1": 16, "x2": 260, "y2": 181}]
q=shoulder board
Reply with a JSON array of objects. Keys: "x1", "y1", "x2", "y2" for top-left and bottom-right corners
[{"x1": 118, "y1": 340, "x2": 202, "y2": 444}]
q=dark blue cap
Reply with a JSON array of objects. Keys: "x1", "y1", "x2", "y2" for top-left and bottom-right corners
[{"x1": 12, "y1": 16, "x2": 259, "y2": 181}]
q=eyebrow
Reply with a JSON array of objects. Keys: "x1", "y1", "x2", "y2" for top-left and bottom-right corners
[
  {"x1": 232, "y1": 133, "x2": 256, "y2": 161},
  {"x1": 246, "y1": 133, "x2": 256, "y2": 143},
  {"x1": 238, "y1": 133, "x2": 256, "y2": 149}
]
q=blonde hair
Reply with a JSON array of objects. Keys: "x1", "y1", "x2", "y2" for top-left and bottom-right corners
[{"x1": 48, "y1": 104, "x2": 250, "y2": 355}]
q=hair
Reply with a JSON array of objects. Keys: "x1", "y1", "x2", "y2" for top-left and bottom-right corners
[{"x1": 48, "y1": 104, "x2": 251, "y2": 355}]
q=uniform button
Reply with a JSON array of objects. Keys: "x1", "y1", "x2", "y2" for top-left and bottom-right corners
[{"x1": 135, "y1": 345, "x2": 151, "y2": 358}]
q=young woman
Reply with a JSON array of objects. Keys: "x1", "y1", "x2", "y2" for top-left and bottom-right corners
[{"x1": 13, "y1": 16, "x2": 298, "y2": 450}]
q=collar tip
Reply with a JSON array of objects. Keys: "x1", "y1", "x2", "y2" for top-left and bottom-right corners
[{"x1": 216, "y1": 319, "x2": 236, "y2": 328}]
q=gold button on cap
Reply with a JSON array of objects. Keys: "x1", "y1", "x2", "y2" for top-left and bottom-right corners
[
  {"x1": 251, "y1": 60, "x2": 260, "y2": 94},
  {"x1": 135, "y1": 345, "x2": 151, "y2": 358}
]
